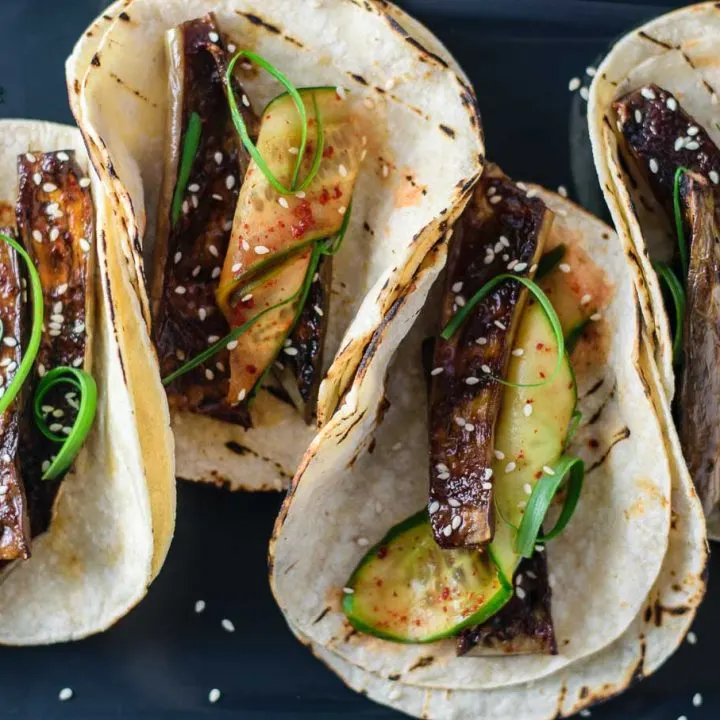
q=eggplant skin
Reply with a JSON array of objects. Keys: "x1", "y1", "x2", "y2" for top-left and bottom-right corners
[
  {"x1": 152, "y1": 14, "x2": 258, "y2": 426},
  {"x1": 428, "y1": 164, "x2": 552, "y2": 549},
  {"x1": 679, "y1": 174, "x2": 720, "y2": 516},
  {"x1": 456, "y1": 550, "x2": 557, "y2": 657},
  {"x1": 0, "y1": 227, "x2": 30, "y2": 561}
]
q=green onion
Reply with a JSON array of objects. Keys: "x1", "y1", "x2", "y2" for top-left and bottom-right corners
[
  {"x1": 441, "y1": 274, "x2": 565, "y2": 389},
  {"x1": 654, "y1": 261, "x2": 686, "y2": 364},
  {"x1": 565, "y1": 318, "x2": 590, "y2": 355},
  {"x1": 672, "y1": 166, "x2": 689, "y2": 279},
  {"x1": 163, "y1": 207, "x2": 352, "y2": 387},
  {"x1": 33, "y1": 367, "x2": 97, "y2": 480},
  {"x1": 171, "y1": 111, "x2": 202, "y2": 226},
  {"x1": 564, "y1": 409, "x2": 583, "y2": 449},
  {"x1": 0, "y1": 233, "x2": 43, "y2": 416},
  {"x1": 225, "y1": 51, "x2": 324, "y2": 194},
  {"x1": 515, "y1": 454, "x2": 584, "y2": 558},
  {"x1": 535, "y1": 244, "x2": 566, "y2": 280}
]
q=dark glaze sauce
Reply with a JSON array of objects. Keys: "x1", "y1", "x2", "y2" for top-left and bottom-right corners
[
  {"x1": 428, "y1": 165, "x2": 552, "y2": 549},
  {"x1": 153, "y1": 14, "x2": 258, "y2": 425},
  {"x1": 0, "y1": 227, "x2": 29, "y2": 560},
  {"x1": 456, "y1": 550, "x2": 556, "y2": 656},
  {"x1": 16, "y1": 150, "x2": 94, "y2": 538}
]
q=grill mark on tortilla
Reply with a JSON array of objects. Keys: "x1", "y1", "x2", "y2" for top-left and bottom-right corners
[
  {"x1": 408, "y1": 656, "x2": 434, "y2": 671},
  {"x1": 336, "y1": 409, "x2": 367, "y2": 444},
  {"x1": 629, "y1": 635, "x2": 646, "y2": 685},
  {"x1": 363, "y1": 221, "x2": 374, "y2": 235},
  {"x1": 586, "y1": 382, "x2": 617, "y2": 425},
  {"x1": 349, "y1": 73, "x2": 368, "y2": 86},
  {"x1": 586, "y1": 427, "x2": 631, "y2": 474},
  {"x1": 283, "y1": 34, "x2": 304, "y2": 48},
  {"x1": 653, "y1": 601, "x2": 690, "y2": 627},
  {"x1": 223, "y1": 441, "x2": 292, "y2": 479},
  {"x1": 682, "y1": 51, "x2": 697, "y2": 70},
  {"x1": 343, "y1": 627, "x2": 359, "y2": 643},
  {"x1": 109, "y1": 72, "x2": 155, "y2": 106},
  {"x1": 637, "y1": 31, "x2": 675, "y2": 50},
  {"x1": 313, "y1": 606, "x2": 331, "y2": 625},
  {"x1": 581, "y1": 377, "x2": 605, "y2": 400},
  {"x1": 644, "y1": 604, "x2": 653, "y2": 623},
  {"x1": 100, "y1": 231, "x2": 128, "y2": 386},
  {"x1": 236, "y1": 11, "x2": 281, "y2": 34},
  {"x1": 225, "y1": 441, "x2": 249, "y2": 456},
  {"x1": 91, "y1": 53, "x2": 101, "y2": 67},
  {"x1": 283, "y1": 560, "x2": 298, "y2": 575},
  {"x1": 388, "y1": 673, "x2": 401, "y2": 681},
  {"x1": 579, "y1": 686, "x2": 590, "y2": 700},
  {"x1": 439, "y1": 124, "x2": 456, "y2": 139}
]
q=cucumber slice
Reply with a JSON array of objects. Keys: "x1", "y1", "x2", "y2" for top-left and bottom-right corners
[
  {"x1": 490, "y1": 300, "x2": 576, "y2": 581},
  {"x1": 344, "y1": 511, "x2": 512, "y2": 643},
  {"x1": 218, "y1": 86, "x2": 362, "y2": 403}
]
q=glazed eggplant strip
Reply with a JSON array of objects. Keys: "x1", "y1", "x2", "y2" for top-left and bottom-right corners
[
  {"x1": 16, "y1": 150, "x2": 94, "y2": 537},
  {"x1": 216, "y1": 86, "x2": 362, "y2": 408},
  {"x1": 614, "y1": 85, "x2": 720, "y2": 515},
  {"x1": 428, "y1": 164, "x2": 553, "y2": 549},
  {"x1": 152, "y1": 14, "x2": 258, "y2": 425},
  {"x1": 0, "y1": 229, "x2": 30, "y2": 560},
  {"x1": 457, "y1": 551, "x2": 556, "y2": 656}
]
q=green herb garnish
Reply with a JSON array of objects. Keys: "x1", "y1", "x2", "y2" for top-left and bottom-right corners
[
  {"x1": 672, "y1": 166, "x2": 689, "y2": 279},
  {"x1": 654, "y1": 261, "x2": 685, "y2": 364},
  {"x1": 171, "y1": 111, "x2": 202, "y2": 226}
]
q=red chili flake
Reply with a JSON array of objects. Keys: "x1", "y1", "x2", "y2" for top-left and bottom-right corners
[
  {"x1": 535, "y1": 470, "x2": 543, "y2": 479},
  {"x1": 245, "y1": 364, "x2": 257, "y2": 374},
  {"x1": 323, "y1": 145, "x2": 334, "y2": 159},
  {"x1": 588, "y1": 438, "x2": 600, "y2": 449},
  {"x1": 377, "y1": 546, "x2": 389, "y2": 559},
  {"x1": 539, "y1": 371, "x2": 546, "y2": 379},
  {"x1": 291, "y1": 200, "x2": 315, "y2": 239},
  {"x1": 332, "y1": 185, "x2": 343, "y2": 199},
  {"x1": 536, "y1": 342, "x2": 545, "y2": 351},
  {"x1": 375, "y1": 579, "x2": 383, "y2": 587},
  {"x1": 441, "y1": 587, "x2": 450, "y2": 601},
  {"x1": 318, "y1": 187, "x2": 330, "y2": 205}
]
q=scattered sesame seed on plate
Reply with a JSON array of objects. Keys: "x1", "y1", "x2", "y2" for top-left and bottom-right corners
[
  {"x1": 194, "y1": 600, "x2": 206, "y2": 613},
  {"x1": 58, "y1": 688, "x2": 73, "y2": 702},
  {"x1": 686, "y1": 631, "x2": 697, "y2": 645},
  {"x1": 221, "y1": 618, "x2": 235, "y2": 633},
  {"x1": 208, "y1": 688, "x2": 221, "y2": 704},
  {"x1": 585, "y1": 66, "x2": 596, "y2": 77},
  {"x1": 692, "y1": 693, "x2": 703, "y2": 707},
  {"x1": 579, "y1": 87, "x2": 589, "y2": 101},
  {"x1": 557, "y1": 185, "x2": 568, "y2": 198},
  {"x1": 568, "y1": 77, "x2": 581, "y2": 92}
]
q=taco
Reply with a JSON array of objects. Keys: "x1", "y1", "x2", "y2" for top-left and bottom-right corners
[
  {"x1": 270, "y1": 170, "x2": 706, "y2": 717},
  {"x1": 0, "y1": 119, "x2": 174, "y2": 645},
  {"x1": 588, "y1": 2, "x2": 720, "y2": 536},
  {"x1": 66, "y1": 0, "x2": 482, "y2": 491}
]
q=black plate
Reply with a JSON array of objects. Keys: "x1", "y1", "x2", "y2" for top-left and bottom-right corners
[{"x1": 0, "y1": 0, "x2": 714, "y2": 718}]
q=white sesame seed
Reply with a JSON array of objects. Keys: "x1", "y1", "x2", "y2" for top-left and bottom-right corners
[
  {"x1": 686, "y1": 631, "x2": 697, "y2": 645},
  {"x1": 356, "y1": 537, "x2": 369, "y2": 547},
  {"x1": 3, "y1": 337, "x2": 17, "y2": 347},
  {"x1": 568, "y1": 77, "x2": 581, "y2": 92},
  {"x1": 221, "y1": 618, "x2": 235, "y2": 633},
  {"x1": 523, "y1": 483, "x2": 532, "y2": 495},
  {"x1": 50, "y1": 228, "x2": 60, "y2": 242},
  {"x1": 526, "y1": 188, "x2": 538, "y2": 198},
  {"x1": 580, "y1": 294, "x2": 592, "y2": 305},
  {"x1": 666, "y1": 97, "x2": 678, "y2": 111},
  {"x1": 254, "y1": 245, "x2": 270, "y2": 255},
  {"x1": 339, "y1": 164, "x2": 348, "y2": 177},
  {"x1": 507, "y1": 259, "x2": 517, "y2": 270},
  {"x1": 448, "y1": 498, "x2": 461, "y2": 508},
  {"x1": 79, "y1": 177, "x2": 91, "y2": 188},
  {"x1": 543, "y1": 465, "x2": 556, "y2": 475},
  {"x1": 284, "y1": 347, "x2": 299, "y2": 356},
  {"x1": 58, "y1": 688, "x2": 73, "y2": 702},
  {"x1": 465, "y1": 376, "x2": 479, "y2": 386},
  {"x1": 514, "y1": 262, "x2": 528, "y2": 272},
  {"x1": 237, "y1": 388, "x2": 246, "y2": 402},
  {"x1": 342, "y1": 586, "x2": 354, "y2": 594},
  {"x1": 451, "y1": 281, "x2": 463, "y2": 293},
  {"x1": 51, "y1": 314, "x2": 64, "y2": 323},
  {"x1": 175, "y1": 286, "x2": 186, "y2": 295},
  {"x1": 225, "y1": 175, "x2": 235, "y2": 190},
  {"x1": 436, "y1": 463, "x2": 449, "y2": 473},
  {"x1": 208, "y1": 244, "x2": 219, "y2": 258},
  {"x1": 313, "y1": 305, "x2": 324, "y2": 316},
  {"x1": 72, "y1": 357, "x2": 83, "y2": 368},
  {"x1": 443, "y1": 525, "x2": 452, "y2": 537},
  {"x1": 25, "y1": 153, "x2": 36, "y2": 162},
  {"x1": 465, "y1": 423, "x2": 475, "y2": 431},
  {"x1": 494, "y1": 320, "x2": 506, "y2": 330},
  {"x1": 338, "y1": 206, "x2": 347, "y2": 215},
  {"x1": 228, "y1": 43, "x2": 237, "y2": 53},
  {"x1": 455, "y1": 295, "x2": 466, "y2": 307},
  {"x1": 710, "y1": 170, "x2": 719, "y2": 184},
  {"x1": 382, "y1": 164, "x2": 389, "y2": 178},
  {"x1": 451, "y1": 516, "x2": 462, "y2": 530},
  {"x1": 188, "y1": 183, "x2": 200, "y2": 193},
  {"x1": 41, "y1": 460, "x2": 50, "y2": 472},
  {"x1": 43, "y1": 182, "x2": 58, "y2": 193},
  {"x1": 505, "y1": 461, "x2": 517, "y2": 473},
  {"x1": 455, "y1": 417, "x2": 466, "y2": 427},
  {"x1": 208, "y1": 689, "x2": 221, "y2": 704},
  {"x1": 516, "y1": 587, "x2": 527, "y2": 600},
  {"x1": 240, "y1": 294, "x2": 253, "y2": 303},
  {"x1": 194, "y1": 600, "x2": 206, "y2": 613},
  {"x1": 214, "y1": 152, "x2": 223, "y2": 165},
  {"x1": 489, "y1": 195, "x2": 502, "y2": 204},
  {"x1": 640, "y1": 87, "x2": 656, "y2": 100},
  {"x1": 227, "y1": 340, "x2": 238, "y2": 351},
  {"x1": 182, "y1": 200, "x2": 189, "y2": 214},
  {"x1": 579, "y1": 710, "x2": 591, "y2": 717},
  {"x1": 649, "y1": 158, "x2": 659, "y2": 174},
  {"x1": 559, "y1": 263, "x2": 571, "y2": 273},
  {"x1": 32, "y1": 173, "x2": 42, "y2": 186},
  {"x1": 205, "y1": 369, "x2": 214, "y2": 381},
  {"x1": 287, "y1": 147, "x2": 299, "y2": 156},
  {"x1": 208, "y1": 31, "x2": 220, "y2": 42},
  {"x1": 198, "y1": 308, "x2": 207, "y2": 321},
  {"x1": 278, "y1": 197, "x2": 290, "y2": 209},
  {"x1": 487, "y1": 186, "x2": 497, "y2": 197},
  {"x1": 295, "y1": 191, "x2": 306, "y2": 199},
  {"x1": 37, "y1": 363, "x2": 46, "y2": 376},
  {"x1": 429, "y1": 501, "x2": 440, "y2": 514},
  {"x1": 482, "y1": 482, "x2": 492, "y2": 490},
  {"x1": 512, "y1": 348, "x2": 524, "y2": 357},
  {"x1": 634, "y1": 109, "x2": 643, "y2": 124},
  {"x1": 557, "y1": 185, "x2": 568, "y2": 198},
  {"x1": 674, "y1": 137, "x2": 685, "y2": 152},
  {"x1": 49, "y1": 423, "x2": 63, "y2": 432},
  {"x1": 32, "y1": 229, "x2": 42, "y2": 242},
  {"x1": 79, "y1": 238, "x2": 91, "y2": 253},
  {"x1": 174, "y1": 252, "x2": 182, "y2": 264},
  {"x1": 431, "y1": 367, "x2": 444, "y2": 376},
  {"x1": 692, "y1": 693, "x2": 703, "y2": 707},
  {"x1": 483, "y1": 468, "x2": 493, "y2": 480},
  {"x1": 336, "y1": 86, "x2": 347, "y2": 100},
  {"x1": 483, "y1": 255, "x2": 494, "y2": 265},
  {"x1": 208, "y1": 335, "x2": 220, "y2": 344},
  {"x1": 242, "y1": 240, "x2": 250, "y2": 251},
  {"x1": 686, "y1": 140, "x2": 700, "y2": 151},
  {"x1": 523, "y1": 403, "x2": 533, "y2": 417},
  {"x1": 579, "y1": 87, "x2": 589, "y2": 101},
  {"x1": 590, "y1": 312, "x2": 602, "y2": 321},
  {"x1": 49, "y1": 329, "x2": 61, "y2": 337},
  {"x1": 476, "y1": 337, "x2": 487, "y2": 345},
  {"x1": 192, "y1": 266, "x2": 201, "y2": 277},
  {"x1": 687, "y1": 125, "x2": 699, "y2": 136},
  {"x1": 481, "y1": 364, "x2": 491, "y2": 374},
  {"x1": 585, "y1": 66, "x2": 596, "y2": 77},
  {"x1": 677, "y1": 716, "x2": 687, "y2": 720}
]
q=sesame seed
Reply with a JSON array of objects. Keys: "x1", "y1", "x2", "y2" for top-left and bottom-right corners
[
  {"x1": 686, "y1": 140, "x2": 700, "y2": 151},
  {"x1": 41, "y1": 460, "x2": 50, "y2": 472},
  {"x1": 634, "y1": 109, "x2": 643, "y2": 124},
  {"x1": 254, "y1": 245, "x2": 270, "y2": 255},
  {"x1": 295, "y1": 191, "x2": 306, "y2": 199},
  {"x1": 208, "y1": 31, "x2": 219, "y2": 42},
  {"x1": 431, "y1": 367, "x2": 444, "y2": 376},
  {"x1": 176, "y1": 350, "x2": 186, "y2": 360},
  {"x1": 483, "y1": 468, "x2": 493, "y2": 480},
  {"x1": 452, "y1": 281, "x2": 463, "y2": 293},
  {"x1": 287, "y1": 147, "x2": 299, "y2": 156},
  {"x1": 43, "y1": 182, "x2": 58, "y2": 193},
  {"x1": 49, "y1": 329, "x2": 61, "y2": 337},
  {"x1": 585, "y1": 66, "x2": 596, "y2": 77},
  {"x1": 451, "y1": 516, "x2": 462, "y2": 530},
  {"x1": 649, "y1": 158, "x2": 659, "y2": 174},
  {"x1": 516, "y1": 587, "x2": 526, "y2": 600},
  {"x1": 489, "y1": 195, "x2": 502, "y2": 204},
  {"x1": 494, "y1": 450, "x2": 505, "y2": 461},
  {"x1": 336, "y1": 86, "x2": 347, "y2": 100},
  {"x1": 284, "y1": 347, "x2": 299, "y2": 356},
  {"x1": 79, "y1": 177, "x2": 91, "y2": 188},
  {"x1": 192, "y1": 266, "x2": 201, "y2": 277},
  {"x1": 443, "y1": 525, "x2": 452, "y2": 537},
  {"x1": 674, "y1": 137, "x2": 685, "y2": 152},
  {"x1": 482, "y1": 482, "x2": 492, "y2": 490},
  {"x1": 382, "y1": 164, "x2": 389, "y2": 178},
  {"x1": 227, "y1": 340, "x2": 238, "y2": 351},
  {"x1": 32, "y1": 230, "x2": 42, "y2": 242},
  {"x1": 242, "y1": 240, "x2": 250, "y2": 251},
  {"x1": 494, "y1": 320, "x2": 506, "y2": 330},
  {"x1": 523, "y1": 483, "x2": 532, "y2": 495},
  {"x1": 37, "y1": 363, "x2": 46, "y2": 376},
  {"x1": 455, "y1": 295, "x2": 466, "y2": 307},
  {"x1": 523, "y1": 403, "x2": 533, "y2": 417},
  {"x1": 214, "y1": 152, "x2": 223, "y2": 164},
  {"x1": 182, "y1": 200, "x2": 189, "y2": 214},
  {"x1": 58, "y1": 688, "x2": 74, "y2": 702},
  {"x1": 50, "y1": 228, "x2": 60, "y2": 242},
  {"x1": 198, "y1": 308, "x2": 207, "y2": 321},
  {"x1": 693, "y1": 693, "x2": 703, "y2": 707},
  {"x1": 221, "y1": 618, "x2": 235, "y2": 633},
  {"x1": 526, "y1": 188, "x2": 538, "y2": 198},
  {"x1": 710, "y1": 170, "x2": 719, "y2": 184},
  {"x1": 505, "y1": 461, "x2": 517, "y2": 473},
  {"x1": 590, "y1": 312, "x2": 602, "y2": 321},
  {"x1": 677, "y1": 716, "x2": 687, "y2": 720},
  {"x1": 356, "y1": 537, "x2": 369, "y2": 547},
  {"x1": 640, "y1": 87, "x2": 656, "y2": 100},
  {"x1": 174, "y1": 252, "x2": 182, "y2": 264},
  {"x1": 455, "y1": 417, "x2": 466, "y2": 427},
  {"x1": 49, "y1": 423, "x2": 63, "y2": 432},
  {"x1": 559, "y1": 263, "x2": 571, "y2": 273},
  {"x1": 543, "y1": 465, "x2": 556, "y2": 475},
  {"x1": 568, "y1": 77, "x2": 581, "y2": 92},
  {"x1": 429, "y1": 501, "x2": 440, "y2": 514},
  {"x1": 476, "y1": 337, "x2": 487, "y2": 345},
  {"x1": 512, "y1": 348, "x2": 524, "y2": 357},
  {"x1": 205, "y1": 369, "x2": 215, "y2": 381},
  {"x1": 338, "y1": 206, "x2": 347, "y2": 215},
  {"x1": 278, "y1": 197, "x2": 290, "y2": 209},
  {"x1": 208, "y1": 335, "x2": 220, "y2": 344},
  {"x1": 188, "y1": 183, "x2": 200, "y2": 193},
  {"x1": 579, "y1": 710, "x2": 591, "y2": 717},
  {"x1": 339, "y1": 164, "x2": 348, "y2": 177},
  {"x1": 517, "y1": 500, "x2": 527, "y2": 510},
  {"x1": 342, "y1": 587, "x2": 354, "y2": 595},
  {"x1": 226, "y1": 175, "x2": 235, "y2": 189},
  {"x1": 79, "y1": 238, "x2": 91, "y2": 253},
  {"x1": 25, "y1": 153, "x2": 36, "y2": 162},
  {"x1": 465, "y1": 376, "x2": 479, "y2": 385},
  {"x1": 240, "y1": 294, "x2": 253, "y2": 303},
  {"x1": 514, "y1": 262, "x2": 528, "y2": 272},
  {"x1": 580, "y1": 294, "x2": 592, "y2": 305},
  {"x1": 51, "y1": 314, "x2": 64, "y2": 322},
  {"x1": 481, "y1": 364, "x2": 491, "y2": 374},
  {"x1": 436, "y1": 463, "x2": 449, "y2": 473},
  {"x1": 72, "y1": 357, "x2": 83, "y2": 367},
  {"x1": 32, "y1": 173, "x2": 42, "y2": 186},
  {"x1": 483, "y1": 255, "x2": 494, "y2": 265},
  {"x1": 687, "y1": 125, "x2": 699, "y2": 136},
  {"x1": 465, "y1": 423, "x2": 475, "y2": 431},
  {"x1": 241, "y1": 94, "x2": 250, "y2": 107},
  {"x1": 579, "y1": 87, "x2": 589, "y2": 101},
  {"x1": 557, "y1": 185, "x2": 568, "y2": 198},
  {"x1": 228, "y1": 43, "x2": 237, "y2": 53},
  {"x1": 208, "y1": 244, "x2": 219, "y2": 257},
  {"x1": 237, "y1": 389, "x2": 246, "y2": 402},
  {"x1": 687, "y1": 631, "x2": 697, "y2": 645},
  {"x1": 3, "y1": 337, "x2": 17, "y2": 347},
  {"x1": 507, "y1": 259, "x2": 517, "y2": 270},
  {"x1": 208, "y1": 689, "x2": 221, "y2": 704},
  {"x1": 175, "y1": 286, "x2": 186, "y2": 295},
  {"x1": 448, "y1": 498, "x2": 460, "y2": 508}
]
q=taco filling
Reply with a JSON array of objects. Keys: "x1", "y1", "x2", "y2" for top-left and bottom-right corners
[
  {"x1": 154, "y1": 14, "x2": 363, "y2": 425},
  {"x1": 0, "y1": 150, "x2": 96, "y2": 561},
  {"x1": 613, "y1": 84, "x2": 720, "y2": 515},
  {"x1": 342, "y1": 167, "x2": 596, "y2": 649}
]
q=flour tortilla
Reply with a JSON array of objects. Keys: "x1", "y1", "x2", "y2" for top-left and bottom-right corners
[
  {"x1": 0, "y1": 120, "x2": 174, "y2": 643},
  {"x1": 588, "y1": 1, "x2": 720, "y2": 536},
  {"x1": 270, "y1": 189, "x2": 701, "y2": 694},
  {"x1": 66, "y1": 0, "x2": 483, "y2": 491}
]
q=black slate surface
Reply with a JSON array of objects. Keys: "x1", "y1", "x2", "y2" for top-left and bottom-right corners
[{"x1": 0, "y1": 0, "x2": 715, "y2": 718}]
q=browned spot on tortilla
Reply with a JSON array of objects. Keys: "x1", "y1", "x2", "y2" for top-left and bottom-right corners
[
  {"x1": 368, "y1": 438, "x2": 377, "y2": 454},
  {"x1": 644, "y1": 604, "x2": 653, "y2": 623},
  {"x1": 629, "y1": 636, "x2": 646, "y2": 685},
  {"x1": 118, "y1": 11, "x2": 130, "y2": 21},
  {"x1": 91, "y1": 53, "x2": 101, "y2": 67},
  {"x1": 350, "y1": 73, "x2": 368, "y2": 86},
  {"x1": 388, "y1": 673, "x2": 401, "y2": 681},
  {"x1": 237, "y1": 11, "x2": 281, "y2": 34},
  {"x1": 654, "y1": 600, "x2": 690, "y2": 626},
  {"x1": 0, "y1": 201, "x2": 14, "y2": 227},
  {"x1": 363, "y1": 221, "x2": 374, "y2": 235},
  {"x1": 408, "y1": 656, "x2": 435, "y2": 671},
  {"x1": 394, "y1": 169, "x2": 426, "y2": 208},
  {"x1": 439, "y1": 124, "x2": 456, "y2": 139},
  {"x1": 283, "y1": 34, "x2": 304, "y2": 48}
]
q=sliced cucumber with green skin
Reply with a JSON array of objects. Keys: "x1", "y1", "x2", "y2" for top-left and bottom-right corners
[
  {"x1": 343, "y1": 511, "x2": 512, "y2": 643},
  {"x1": 490, "y1": 300, "x2": 576, "y2": 582},
  {"x1": 218, "y1": 86, "x2": 362, "y2": 404}
]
